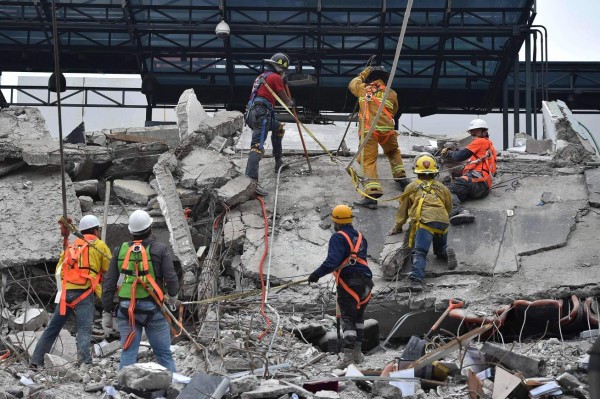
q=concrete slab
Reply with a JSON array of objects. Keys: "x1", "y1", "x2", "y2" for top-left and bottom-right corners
[
  {"x1": 0, "y1": 107, "x2": 52, "y2": 141},
  {"x1": 585, "y1": 167, "x2": 600, "y2": 208},
  {"x1": 236, "y1": 124, "x2": 439, "y2": 157},
  {"x1": 175, "y1": 89, "x2": 209, "y2": 142},
  {"x1": 113, "y1": 179, "x2": 156, "y2": 205},
  {"x1": 0, "y1": 166, "x2": 81, "y2": 268},
  {"x1": 179, "y1": 148, "x2": 236, "y2": 190}
]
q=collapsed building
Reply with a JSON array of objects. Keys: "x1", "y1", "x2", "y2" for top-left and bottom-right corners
[{"x1": 0, "y1": 93, "x2": 599, "y2": 398}]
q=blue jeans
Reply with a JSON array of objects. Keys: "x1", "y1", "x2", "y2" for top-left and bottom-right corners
[
  {"x1": 244, "y1": 99, "x2": 283, "y2": 180},
  {"x1": 31, "y1": 289, "x2": 94, "y2": 366},
  {"x1": 411, "y1": 221, "x2": 449, "y2": 282},
  {"x1": 117, "y1": 300, "x2": 176, "y2": 372}
]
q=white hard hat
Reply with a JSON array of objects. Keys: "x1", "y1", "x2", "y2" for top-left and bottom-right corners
[
  {"x1": 128, "y1": 210, "x2": 153, "y2": 234},
  {"x1": 79, "y1": 215, "x2": 100, "y2": 231},
  {"x1": 468, "y1": 118, "x2": 488, "y2": 131}
]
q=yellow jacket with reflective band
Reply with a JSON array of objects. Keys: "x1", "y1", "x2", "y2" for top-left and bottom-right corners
[
  {"x1": 57, "y1": 237, "x2": 111, "y2": 296},
  {"x1": 395, "y1": 179, "x2": 452, "y2": 226},
  {"x1": 348, "y1": 72, "x2": 399, "y2": 134}
]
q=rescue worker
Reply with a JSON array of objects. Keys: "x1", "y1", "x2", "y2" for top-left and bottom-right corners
[
  {"x1": 348, "y1": 65, "x2": 409, "y2": 209},
  {"x1": 390, "y1": 156, "x2": 457, "y2": 291},
  {"x1": 308, "y1": 205, "x2": 373, "y2": 367},
  {"x1": 31, "y1": 215, "x2": 111, "y2": 368},
  {"x1": 441, "y1": 118, "x2": 497, "y2": 225},
  {"x1": 244, "y1": 52, "x2": 295, "y2": 197},
  {"x1": 101, "y1": 210, "x2": 179, "y2": 372}
]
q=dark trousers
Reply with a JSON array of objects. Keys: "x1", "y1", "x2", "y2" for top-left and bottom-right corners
[
  {"x1": 445, "y1": 178, "x2": 489, "y2": 217},
  {"x1": 337, "y1": 273, "x2": 373, "y2": 349},
  {"x1": 244, "y1": 102, "x2": 283, "y2": 180}
]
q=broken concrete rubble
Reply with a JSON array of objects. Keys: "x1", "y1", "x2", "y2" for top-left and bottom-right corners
[
  {"x1": 2, "y1": 99, "x2": 600, "y2": 399},
  {"x1": 112, "y1": 179, "x2": 156, "y2": 205}
]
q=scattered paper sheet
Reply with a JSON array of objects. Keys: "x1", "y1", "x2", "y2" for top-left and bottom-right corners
[{"x1": 390, "y1": 368, "x2": 416, "y2": 396}]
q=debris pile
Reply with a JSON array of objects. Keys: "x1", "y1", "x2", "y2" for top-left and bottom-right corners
[{"x1": 1, "y1": 96, "x2": 600, "y2": 398}]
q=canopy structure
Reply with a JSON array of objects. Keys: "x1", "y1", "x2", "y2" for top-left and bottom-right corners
[{"x1": 0, "y1": 0, "x2": 538, "y2": 116}]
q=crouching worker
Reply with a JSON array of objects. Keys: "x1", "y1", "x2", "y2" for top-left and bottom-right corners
[
  {"x1": 307, "y1": 205, "x2": 374, "y2": 368},
  {"x1": 101, "y1": 210, "x2": 180, "y2": 372},
  {"x1": 31, "y1": 215, "x2": 111, "y2": 368},
  {"x1": 390, "y1": 156, "x2": 457, "y2": 292}
]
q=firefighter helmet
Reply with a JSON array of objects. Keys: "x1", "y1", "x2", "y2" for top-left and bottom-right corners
[
  {"x1": 331, "y1": 204, "x2": 353, "y2": 225},
  {"x1": 413, "y1": 155, "x2": 439, "y2": 174},
  {"x1": 263, "y1": 53, "x2": 290, "y2": 72},
  {"x1": 365, "y1": 66, "x2": 390, "y2": 83}
]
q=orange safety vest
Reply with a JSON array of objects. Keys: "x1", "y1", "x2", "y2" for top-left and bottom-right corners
[
  {"x1": 332, "y1": 231, "x2": 372, "y2": 310},
  {"x1": 359, "y1": 83, "x2": 396, "y2": 145},
  {"x1": 460, "y1": 137, "x2": 497, "y2": 189},
  {"x1": 59, "y1": 235, "x2": 102, "y2": 315}
]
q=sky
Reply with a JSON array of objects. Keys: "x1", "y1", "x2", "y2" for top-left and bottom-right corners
[{"x1": 2, "y1": 0, "x2": 600, "y2": 147}]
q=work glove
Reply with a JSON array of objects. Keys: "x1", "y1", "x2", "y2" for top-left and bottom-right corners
[
  {"x1": 388, "y1": 224, "x2": 403, "y2": 236},
  {"x1": 166, "y1": 294, "x2": 179, "y2": 312},
  {"x1": 307, "y1": 273, "x2": 319, "y2": 284},
  {"x1": 359, "y1": 66, "x2": 372, "y2": 80},
  {"x1": 101, "y1": 312, "x2": 115, "y2": 335},
  {"x1": 441, "y1": 147, "x2": 450, "y2": 157}
]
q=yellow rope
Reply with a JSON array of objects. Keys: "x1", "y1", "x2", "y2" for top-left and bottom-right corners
[{"x1": 262, "y1": 83, "x2": 404, "y2": 203}]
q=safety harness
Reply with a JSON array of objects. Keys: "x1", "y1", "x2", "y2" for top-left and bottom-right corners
[
  {"x1": 117, "y1": 241, "x2": 165, "y2": 350},
  {"x1": 333, "y1": 231, "x2": 372, "y2": 310},
  {"x1": 408, "y1": 180, "x2": 449, "y2": 248},
  {"x1": 460, "y1": 138, "x2": 497, "y2": 188},
  {"x1": 246, "y1": 71, "x2": 277, "y2": 155},
  {"x1": 59, "y1": 235, "x2": 102, "y2": 315},
  {"x1": 359, "y1": 82, "x2": 396, "y2": 145}
]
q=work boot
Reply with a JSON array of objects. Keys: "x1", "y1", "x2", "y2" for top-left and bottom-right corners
[
  {"x1": 352, "y1": 343, "x2": 364, "y2": 364},
  {"x1": 450, "y1": 209, "x2": 475, "y2": 225},
  {"x1": 445, "y1": 246, "x2": 457, "y2": 270},
  {"x1": 337, "y1": 347, "x2": 355, "y2": 369},
  {"x1": 353, "y1": 197, "x2": 378, "y2": 209},
  {"x1": 251, "y1": 180, "x2": 269, "y2": 197},
  {"x1": 395, "y1": 177, "x2": 411, "y2": 191},
  {"x1": 274, "y1": 158, "x2": 289, "y2": 173},
  {"x1": 410, "y1": 279, "x2": 424, "y2": 292}
]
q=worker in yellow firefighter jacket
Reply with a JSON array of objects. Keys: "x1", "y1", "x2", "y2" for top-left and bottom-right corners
[{"x1": 348, "y1": 66, "x2": 410, "y2": 209}]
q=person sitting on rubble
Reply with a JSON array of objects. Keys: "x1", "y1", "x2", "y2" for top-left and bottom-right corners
[
  {"x1": 307, "y1": 205, "x2": 374, "y2": 368},
  {"x1": 389, "y1": 155, "x2": 457, "y2": 292},
  {"x1": 441, "y1": 118, "x2": 498, "y2": 225},
  {"x1": 244, "y1": 52, "x2": 295, "y2": 197},
  {"x1": 101, "y1": 210, "x2": 179, "y2": 372},
  {"x1": 348, "y1": 65, "x2": 410, "y2": 209},
  {"x1": 31, "y1": 215, "x2": 112, "y2": 368}
]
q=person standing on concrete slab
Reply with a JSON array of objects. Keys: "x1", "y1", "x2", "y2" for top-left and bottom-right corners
[
  {"x1": 389, "y1": 156, "x2": 457, "y2": 291},
  {"x1": 348, "y1": 66, "x2": 410, "y2": 209},
  {"x1": 31, "y1": 215, "x2": 111, "y2": 368},
  {"x1": 101, "y1": 210, "x2": 179, "y2": 372},
  {"x1": 244, "y1": 52, "x2": 295, "y2": 197},
  {"x1": 307, "y1": 205, "x2": 374, "y2": 368},
  {"x1": 441, "y1": 118, "x2": 498, "y2": 225}
]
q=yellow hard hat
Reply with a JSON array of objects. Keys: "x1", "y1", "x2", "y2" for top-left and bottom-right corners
[
  {"x1": 413, "y1": 155, "x2": 439, "y2": 174},
  {"x1": 331, "y1": 204, "x2": 353, "y2": 225}
]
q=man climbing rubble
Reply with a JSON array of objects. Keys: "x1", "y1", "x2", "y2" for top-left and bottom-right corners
[
  {"x1": 389, "y1": 155, "x2": 457, "y2": 291},
  {"x1": 244, "y1": 52, "x2": 296, "y2": 197},
  {"x1": 348, "y1": 65, "x2": 410, "y2": 209},
  {"x1": 307, "y1": 205, "x2": 374, "y2": 368},
  {"x1": 441, "y1": 118, "x2": 498, "y2": 225},
  {"x1": 101, "y1": 210, "x2": 179, "y2": 372},
  {"x1": 31, "y1": 215, "x2": 111, "y2": 368}
]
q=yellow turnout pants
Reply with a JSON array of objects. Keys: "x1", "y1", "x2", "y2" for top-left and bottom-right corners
[{"x1": 358, "y1": 131, "x2": 405, "y2": 197}]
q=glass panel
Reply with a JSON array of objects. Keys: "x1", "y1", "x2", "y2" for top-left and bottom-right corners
[
  {"x1": 345, "y1": 36, "x2": 377, "y2": 50},
  {"x1": 228, "y1": 0, "x2": 317, "y2": 6},
  {"x1": 269, "y1": 11, "x2": 311, "y2": 24},
  {"x1": 396, "y1": 77, "x2": 431, "y2": 88},
  {"x1": 321, "y1": 11, "x2": 347, "y2": 24},
  {"x1": 349, "y1": 12, "x2": 380, "y2": 26},
  {"x1": 265, "y1": 35, "x2": 304, "y2": 49},
  {"x1": 150, "y1": 33, "x2": 189, "y2": 47}
]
